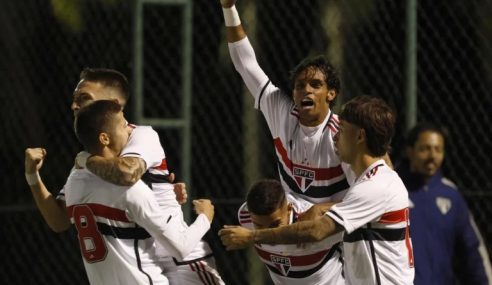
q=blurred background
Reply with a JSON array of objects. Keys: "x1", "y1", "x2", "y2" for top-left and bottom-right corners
[{"x1": 1, "y1": 0, "x2": 491, "y2": 284}]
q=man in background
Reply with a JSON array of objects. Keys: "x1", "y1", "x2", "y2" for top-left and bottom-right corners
[{"x1": 398, "y1": 122, "x2": 492, "y2": 285}]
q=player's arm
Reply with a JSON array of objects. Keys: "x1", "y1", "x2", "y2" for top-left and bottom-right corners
[
  {"x1": 219, "y1": 215, "x2": 342, "y2": 250},
  {"x1": 85, "y1": 155, "x2": 146, "y2": 186},
  {"x1": 220, "y1": 0, "x2": 245, "y2": 43},
  {"x1": 220, "y1": 0, "x2": 275, "y2": 102},
  {"x1": 83, "y1": 126, "x2": 161, "y2": 186},
  {"x1": 297, "y1": 202, "x2": 337, "y2": 222},
  {"x1": 25, "y1": 148, "x2": 70, "y2": 232},
  {"x1": 127, "y1": 185, "x2": 214, "y2": 259}
]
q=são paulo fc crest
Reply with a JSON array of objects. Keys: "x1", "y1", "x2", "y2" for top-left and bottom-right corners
[
  {"x1": 270, "y1": 255, "x2": 291, "y2": 276},
  {"x1": 436, "y1": 197, "x2": 452, "y2": 215},
  {"x1": 293, "y1": 166, "x2": 315, "y2": 191}
]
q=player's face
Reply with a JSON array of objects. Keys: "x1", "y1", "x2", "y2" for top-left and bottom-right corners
[
  {"x1": 72, "y1": 80, "x2": 124, "y2": 116},
  {"x1": 250, "y1": 202, "x2": 291, "y2": 230},
  {"x1": 334, "y1": 120, "x2": 361, "y2": 164},
  {"x1": 292, "y1": 67, "x2": 335, "y2": 127},
  {"x1": 407, "y1": 131, "x2": 444, "y2": 178},
  {"x1": 107, "y1": 111, "x2": 132, "y2": 156}
]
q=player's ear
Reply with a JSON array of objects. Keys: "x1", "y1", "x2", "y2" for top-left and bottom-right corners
[
  {"x1": 99, "y1": 132, "x2": 110, "y2": 147},
  {"x1": 357, "y1": 128, "x2": 366, "y2": 144},
  {"x1": 326, "y1": 89, "x2": 336, "y2": 103}
]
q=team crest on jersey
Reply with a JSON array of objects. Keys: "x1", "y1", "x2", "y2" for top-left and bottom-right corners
[
  {"x1": 293, "y1": 166, "x2": 315, "y2": 191},
  {"x1": 270, "y1": 255, "x2": 291, "y2": 276},
  {"x1": 436, "y1": 197, "x2": 452, "y2": 215}
]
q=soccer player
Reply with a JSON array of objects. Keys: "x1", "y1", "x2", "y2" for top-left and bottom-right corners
[
  {"x1": 220, "y1": 95, "x2": 415, "y2": 285},
  {"x1": 27, "y1": 100, "x2": 214, "y2": 284},
  {"x1": 24, "y1": 68, "x2": 225, "y2": 284},
  {"x1": 219, "y1": 0, "x2": 351, "y2": 207},
  {"x1": 397, "y1": 123, "x2": 492, "y2": 285},
  {"x1": 238, "y1": 179, "x2": 343, "y2": 285}
]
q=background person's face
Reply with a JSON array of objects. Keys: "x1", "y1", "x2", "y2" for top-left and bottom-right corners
[{"x1": 407, "y1": 131, "x2": 445, "y2": 178}]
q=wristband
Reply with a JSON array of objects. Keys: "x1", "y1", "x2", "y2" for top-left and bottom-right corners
[
  {"x1": 25, "y1": 172, "x2": 41, "y2": 186},
  {"x1": 222, "y1": 5, "x2": 241, "y2": 27}
]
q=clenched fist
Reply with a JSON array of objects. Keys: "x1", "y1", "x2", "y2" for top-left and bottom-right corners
[
  {"x1": 193, "y1": 199, "x2": 214, "y2": 222},
  {"x1": 25, "y1": 148, "x2": 47, "y2": 173}
]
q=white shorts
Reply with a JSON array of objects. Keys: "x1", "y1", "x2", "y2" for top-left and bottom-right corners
[{"x1": 161, "y1": 254, "x2": 225, "y2": 285}]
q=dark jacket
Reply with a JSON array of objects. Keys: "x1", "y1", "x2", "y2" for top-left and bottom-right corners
[{"x1": 397, "y1": 164, "x2": 491, "y2": 285}]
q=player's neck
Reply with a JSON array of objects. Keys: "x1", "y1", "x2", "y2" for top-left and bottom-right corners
[
  {"x1": 100, "y1": 147, "x2": 119, "y2": 159},
  {"x1": 351, "y1": 153, "x2": 381, "y2": 178},
  {"x1": 299, "y1": 109, "x2": 331, "y2": 127}
]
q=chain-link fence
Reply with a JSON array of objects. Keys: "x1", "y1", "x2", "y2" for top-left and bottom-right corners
[{"x1": 1, "y1": 0, "x2": 491, "y2": 284}]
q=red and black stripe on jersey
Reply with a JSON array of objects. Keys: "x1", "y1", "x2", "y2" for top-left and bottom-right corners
[
  {"x1": 274, "y1": 138, "x2": 349, "y2": 198},
  {"x1": 67, "y1": 203, "x2": 152, "y2": 240},
  {"x1": 255, "y1": 243, "x2": 341, "y2": 279}
]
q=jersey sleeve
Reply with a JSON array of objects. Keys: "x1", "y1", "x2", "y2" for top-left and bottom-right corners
[
  {"x1": 228, "y1": 37, "x2": 270, "y2": 102},
  {"x1": 326, "y1": 180, "x2": 388, "y2": 234},
  {"x1": 121, "y1": 126, "x2": 164, "y2": 169},
  {"x1": 237, "y1": 202, "x2": 254, "y2": 230},
  {"x1": 125, "y1": 182, "x2": 210, "y2": 260},
  {"x1": 57, "y1": 166, "x2": 77, "y2": 201},
  {"x1": 229, "y1": 37, "x2": 294, "y2": 138}
]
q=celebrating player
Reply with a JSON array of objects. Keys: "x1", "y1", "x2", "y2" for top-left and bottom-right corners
[
  {"x1": 26, "y1": 100, "x2": 214, "y2": 284},
  {"x1": 220, "y1": 96, "x2": 415, "y2": 285},
  {"x1": 220, "y1": 0, "x2": 351, "y2": 206},
  {"x1": 24, "y1": 68, "x2": 225, "y2": 284},
  {"x1": 238, "y1": 179, "x2": 344, "y2": 284}
]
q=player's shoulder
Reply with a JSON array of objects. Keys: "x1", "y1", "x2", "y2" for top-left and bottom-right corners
[
  {"x1": 124, "y1": 180, "x2": 153, "y2": 200},
  {"x1": 329, "y1": 112, "x2": 340, "y2": 128},
  {"x1": 287, "y1": 194, "x2": 313, "y2": 213},
  {"x1": 130, "y1": 125, "x2": 158, "y2": 135},
  {"x1": 238, "y1": 202, "x2": 253, "y2": 228}
]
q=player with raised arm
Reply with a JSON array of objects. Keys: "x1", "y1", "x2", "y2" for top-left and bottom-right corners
[
  {"x1": 24, "y1": 68, "x2": 224, "y2": 284},
  {"x1": 27, "y1": 100, "x2": 214, "y2": 284},
  {"x1": 220, "y1": 96, "x2": 414, "y2": 285},
  {"x1": 238, "y1": 179, "x2": 343, "y2": 284},
  {"x1": 219, "y1": 0, "x2": 357, "y2": 205}
]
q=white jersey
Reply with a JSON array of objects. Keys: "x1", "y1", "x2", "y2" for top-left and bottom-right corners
[
  {"x1": 64, "y1": 169, "x2": 210, "y2": 285},
  {"x1": 117, "y1": 125, "x2": 225, "y2": 285},
  {"x1": 326, "y1": 160, "x2": 415, "y2": 285},
  {"x1": 229, "y1": 37, "x2": 352, "y2": 204},
  {"x1": 60, "y1": 125, "x2": 223, "y2": 285},
  {"x1": 238, "y1": 195, "x2": 344, "y2": 285}
]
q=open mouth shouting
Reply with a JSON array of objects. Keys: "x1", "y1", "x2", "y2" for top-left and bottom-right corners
[{"x1": 300, "y1": 97, "x2": 315, "y2": 109}]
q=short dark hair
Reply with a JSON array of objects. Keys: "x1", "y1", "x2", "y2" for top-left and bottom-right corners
[
  {"x1": 246, "y1": 179, "x2": 286, "y2": 216},
  {"x1": 79, "y1": 68, "x2": 130, "y2": 102},
  {"x1": 290, "y1": 55, "x2": 341, "y2": 104},
  {"x1": 405, "y1": 122, "x2": 447, "y2": 148},
  {"x1": 340, "y1": 95, "x2": 395, "y2": 156},
  {"x1": 74, "y1": 100, "x2": 122, "y2": 153}
]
